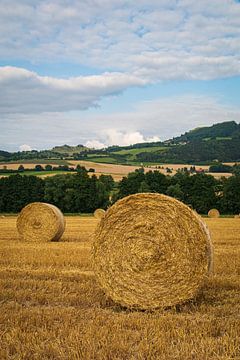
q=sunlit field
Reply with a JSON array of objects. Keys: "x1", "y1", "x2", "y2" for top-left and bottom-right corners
[
  {"x1": 0, "y1": 216, "x2": 240, "y2": 359},
  {"x1": 0, "y1": 160, "x2": 233, "y2": 181}
]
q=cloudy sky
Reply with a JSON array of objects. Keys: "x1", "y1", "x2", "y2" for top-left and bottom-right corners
[{"x1": 1, "y1": 0, "x2": 240, "y2": 151}]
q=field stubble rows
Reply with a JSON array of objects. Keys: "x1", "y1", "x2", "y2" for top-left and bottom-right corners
[{"x1": 0, "y1": 216, "x2": 240, "y2": 359}]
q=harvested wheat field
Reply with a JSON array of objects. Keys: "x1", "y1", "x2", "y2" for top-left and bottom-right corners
[
  {"x1": 0, "y1": 216, "x2": 240, "y2": 359},
  {"x1": 0, "y1": 162, "x2": 65, "y2": 170}
]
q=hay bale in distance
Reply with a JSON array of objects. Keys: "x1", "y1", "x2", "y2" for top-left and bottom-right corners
[
  {"x1": 208, "y1": 209, "x2": 220, "y2": 218},
  {"x1": 94, "y1": 208, "x2": 105, "y2": 220},
  {"x1": 92, "y1": 193, "x2": 213, "y2": 310},
  {"x1": 234, "y1": 214, "x2": 240, "y2": 218},
  {"x1": 17, "y1": 202, "x2": 65, "y2": 242}
]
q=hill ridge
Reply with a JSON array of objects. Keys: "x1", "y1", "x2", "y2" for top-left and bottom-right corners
[{"x1": 1, "y1": 121, "x2": 240, "y2": 163}]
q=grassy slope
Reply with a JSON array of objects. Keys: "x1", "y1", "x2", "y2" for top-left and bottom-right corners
[
  {"x1": 84, "y1": 156, "x2": 119, "y2": 164},
  {"x1": 0, "y1": 217, "x2": 239, "y2": 360},
  {"x1": 112, "y1": 146, "x2": 166, "y2": 155},
  {"x1": 77, "y1": 146, "x2": 168, "y2": 165}
]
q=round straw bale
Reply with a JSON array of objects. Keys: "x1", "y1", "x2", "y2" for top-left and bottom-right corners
[
  {"x1": 94, "y1": 208, "x2": 106, "y2": 220},
  {"x1": 92, "y1": 193, "x2": 213, "y2": 310},
  {"x1": 17, "y1": 202, "x2": 65, "y2": 242},
  {"x1": 234, "y1": 214, "x2": 240, "y2": 218},
  {"x1": 208, "y1": 209, "x2": 220, "y2": 218}
]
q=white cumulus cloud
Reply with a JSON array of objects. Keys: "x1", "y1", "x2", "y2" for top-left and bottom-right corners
[
  {"x1": 84, "y1": 131, "x2": 161, "y2": 149},
  {"x1": 1, "y1": 94, "x2": 240, "y2": 151},
  {"x1": 19, "y1": 144, "x2": 32, "y2": 152},
  {"x1": 85, "y1": 140, "x2": 106, "y2": 149},
  {"x1": 0, "y1": 1, "x2": 240, "y2": 81},
  {"x1": 103, "y1": 129, "x2": 161, "y2": 147},
  {"x1": 0, "y1": 66, "x2": 145, "y2": 114}
]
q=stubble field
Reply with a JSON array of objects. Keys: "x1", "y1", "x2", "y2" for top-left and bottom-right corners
[
  {"x1": 0, "y1": 216, "x2": 240, "y2": 359},
  {"x1": 0, "y1": 160, "x2": 233, "y2": 180}
]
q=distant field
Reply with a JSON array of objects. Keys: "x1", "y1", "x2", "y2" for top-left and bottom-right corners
[
  {"x1": 112, "y1": 146, "x2": 166, "y2": 155},
  {"x1": 0, "y1": 216, "x2": 240, "y2": 359},
  {"x1": 69, "y1": 160, "x2": 144, "y2": 176},
  {"x1": 0, "y1": 160, "x2": 234, "y2": 181},
  {"x1": 0, "y1": 170, "x2": 124, "y2": 182},
  {"x1": 0, "y1": 159, "x2": 68, "y2": 166},
  {"x1": 216, "y1": 137, "x2": 232, "y2": 140},
  {"x1": 203, "y1": 137, "x2": 232, "y2": 141},
  {"x1": 84, "y1": 156, "x2": 119, "y2": 164},
  {"x1": 208, "y1": 172, "x2": 232, "y2": 179},
  {"x1": 0, "y1": 161, "x2": 69, "y2": 171},
  {"x1": 0, "y1": 171, "x2": 75, "y2": 178}
]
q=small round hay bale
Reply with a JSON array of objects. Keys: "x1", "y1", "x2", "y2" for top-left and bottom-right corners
[
  {"x1": 17, "y1": 202, "x2": 65, "y2": 242},
  {"x1": 208, "y1": 209, "x2": 220, "y2": 218},
  {"x1": 234, "y1": 214, "x2": 240, "y2": 219},
  {"x1": 94, "y1": 208, "x2": 106, "y2": 220},
  {"x1": 92, "y1": 193, "x2": 212, "y2": 310}
]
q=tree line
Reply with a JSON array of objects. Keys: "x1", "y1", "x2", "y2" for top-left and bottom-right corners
[
  {"x1": 0, "y1": 164, "x2": 96, "y2": 174},
  {"x1": 0, "y1": 168, "x2": 114, "y2": 213},
  {"x1": 0, "y1": 167, "x2": 240, "y2": 214},
  {"x1": 114, "y1": 169, "x2": 240, "y2": 215}
]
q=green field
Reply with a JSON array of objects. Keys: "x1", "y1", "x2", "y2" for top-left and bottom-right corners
[
  {"x1": 0, "y1": 171, "x2": 75, "y2": 177},
  {"x1": 216, "y1": 137, "x2": 232, "y2": 140},
  {"x1": 113, "y1": 146, "x2": 166, "y2": 155},
  {"x1": 0, "y1": 159, "x2": 69, "y2": 165},
  {"x1": 87, "y1": 154, "x2": 109, "y2": 158},
  {"x1": 84, "y1": 156, "x2": 119, "y2": 164}
]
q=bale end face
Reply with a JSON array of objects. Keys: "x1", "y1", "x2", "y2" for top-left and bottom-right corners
[
  {"x1": 92, "y1": 193, "x2": 213, "y2": 310},
  {"x1": 17, "y1": 202, "x2": 65, "y2": 242},
  {"x1": 94, "y1": 209, "x2": 106, "y2": 220},
  {"x1": 208, "y1": 209, "x2": 220, "y2": 218}
]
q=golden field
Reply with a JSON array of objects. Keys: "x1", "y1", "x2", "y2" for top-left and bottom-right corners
[
  {"x1": 0, "y1": 216, "x2": 240, "y2": 360},
  {"x1": 0, "y1": 160, "x2": 233, "y2": 180}
]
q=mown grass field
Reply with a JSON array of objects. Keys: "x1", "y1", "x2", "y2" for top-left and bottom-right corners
[
  {"x1": 112, "y1": 146, "x2": 166, "y2": 155},
  {"x1": 85, "y1": 156, "x2": 119, "y2": 164},
  {"x1": 0, "y1": 216, "x2": 240, "y2": 359}
]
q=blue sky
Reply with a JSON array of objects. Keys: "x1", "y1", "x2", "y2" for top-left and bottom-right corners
[{"x1": 0, "y1": 0, "x2": 240, "y2": 151}]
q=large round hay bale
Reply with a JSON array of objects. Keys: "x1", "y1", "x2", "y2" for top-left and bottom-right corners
[
  {"x1": 17, "y1": 202, "x2": 65, "y2": 242},
  {"x1": 234, "y1": 214, "x2": 240, "y2": 219},
  {"x1": 92, "y1": 193, "x2": 213, "y2": 310},
  {"x1": 94, "y1": 208, "x2": 105, "y2": 220},
  {"x1": 208, "y1": 209, "x2": 220, "y2": 218}
]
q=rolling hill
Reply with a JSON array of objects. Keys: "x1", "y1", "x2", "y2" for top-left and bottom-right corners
[
  {"x1": 1, "y1": 121, "x2": 240, "y2": 164},
  {"x1": 105, "y1": 121, "x2": 240, "y2": 164},
  {"x1": 51, "y1": 144, "x2": 88, "y2": 156}
]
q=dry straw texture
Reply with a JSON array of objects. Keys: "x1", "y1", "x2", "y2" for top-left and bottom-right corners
[
  {"x1": 208, "y1": 208, "x2": 220, "y2": 218},
  {"x1": 93, "y1": 193, "x2": 213, "y2": 310},
  {"x1": 94, "y1": 208, "x2": 106, "y2": 220},
  {"x1": 17, "y1": 202, "x2": 65, "y2": 242}
]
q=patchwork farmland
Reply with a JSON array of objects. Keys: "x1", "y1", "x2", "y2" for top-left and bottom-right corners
[{"x1": 0, "y1": 160, "x2": 233, "y2": 180}]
